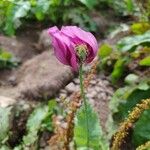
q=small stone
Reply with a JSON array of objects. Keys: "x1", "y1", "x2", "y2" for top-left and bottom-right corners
[
  {"x1": 103, "y1": 80, "x2": 110, "y2": 86},
  {"x1": 73, "y1": 78, "x2": 80, "y2": 84},
  {"x1": 65, "y1": 82, "x2": 77, "y2": 93},
  {"x1": 8, "y1": 76, "x2": 17, "y2": 86},
  {"x1": 95, "y1": 86, "x2": 100, "y2": 92},
  {"x1": 61, "y1": 122, "x2": 68, "y2": 129},
  {"x1": 98, "y1": 81, "x2": 103, "y2": 86},
  {"x1": 89, "y1": 98, "x2": 95, "y2": 106},
  {"x1": 43, "y1": 146, "x2": 50, "y2": 150},
  {"x1": 87, "y1": 91, "x2": 97, "y2": 98},
  {"x1": 39, "y1": 137, "x2": 47, "y2": 148},
  {"x1": 90, "y1": 80, "x2": 97, "y2": 85},
  {"x1": 60, "y1": 89, "x2": 67, "y2": 94},
  {"x1": 59, "y1": 93, "x2": 67, "y2": 99},
  {"x1": 0, "y1": 96, "x2": 16, "y2": 107}
]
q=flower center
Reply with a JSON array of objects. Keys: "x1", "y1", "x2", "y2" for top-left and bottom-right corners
[{"x1": 75, "y1": 44, "x2": 88, "y2": 63}]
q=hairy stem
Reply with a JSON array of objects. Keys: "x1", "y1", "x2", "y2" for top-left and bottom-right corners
[{"x1": 79, "y1": 64, "x2": 89, "y2": 147}]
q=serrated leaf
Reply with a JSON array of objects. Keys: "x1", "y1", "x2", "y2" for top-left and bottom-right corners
[
  {"x1": 74, "y1": 101, "x2": 108, "y2": 150},
  {"x1": 117, "y1": 30, "x2": 150, "y2": 52},
  {"x1": 23, "y1": 104, "x2": 49, "y2": 146},
  {"x1": 22, "y1": 100, "x2": 56, "y2": 147}
]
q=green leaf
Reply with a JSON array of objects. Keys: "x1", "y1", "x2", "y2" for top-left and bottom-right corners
[
  {"x1": 131, "y1": 23, "x2": 150, "y2": 35},
  {"x1": 139, "y1": 56, "x2": 150, "y2": 66},
  {"x1": 13, "y1": 1, "x2": 31, "y2": 28},
  {"x1": 133, "y1": 109, "x2": 150, "y2": 147},
  {"x1": 34, "y1": 0, "x2": 50, "y2": 21},
  {"x1": 125, "y1": 0, "x2": 134, "y2": 12},
  {"x1": 23, "y1": 99, "x2": 56, "y2": 147},
  {"x1": 125, "y1": 74, "x2": 139, "y2": 85},
  {"x1": 0, "y1": 107, "x2": 12, "y2": 144},
  {"x1": 23, "y1": 104, "x2": 49, "y2": 146},
  {"x1": 0, "y1": 52, "x2": 12, "y2": 60},
  {"x1": 41, "y1": 100, "x2": 57, "y2": 131},
  {"x1": 0, "y1": 145, "x2": 11, "y2": 150},
  {"x1": 98, "y1": 44, "x2": 112, "y2": 59},
  {"x1": 111, "y1": 58, "x2": 126, "y2": 82},
  {"x1": 4, "y1": 3, "x2": 15, "y2": 36},
  {"x1": 0, "y1": 49, "x2": 18, "y2": 69},
  {"x1": 74, "y1": 101, "x2": 108, "y2": 150},
  {"x1": 117, "y1": 30, "x2": 150, "y2": 52},
  {"x1": 108, "y1": 80, "x2": 150, "y2": 143},
  {"x1": 78, "y1": 0, "x2": 98, "y2": 9}
]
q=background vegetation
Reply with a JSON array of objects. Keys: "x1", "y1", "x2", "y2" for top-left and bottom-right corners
[{"x1": 0, "y1": 0, "x2": 150, "y2": 150}]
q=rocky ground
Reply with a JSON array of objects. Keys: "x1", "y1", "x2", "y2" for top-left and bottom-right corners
[{"x1": 57, "y1": 73, "x2": 114, "y2": 130}]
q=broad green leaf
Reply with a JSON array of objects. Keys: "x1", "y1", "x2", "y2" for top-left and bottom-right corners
[
  {"x1": 108, "y1": 80, "x2": 150, "y2": 144},
  {"x1": 110, "y1": 80, "x2": 150, "y2": 120},
  {"x1": 139, "y1": 56, "x2": 150, "y2": 66},
  {"x1": 117, "y1": 88, "x2": 150, "y2": 119},
  {"x1": 117, "y1": 30, "x2": 150, "y2": 52},
  {"x1": 98, "y1": 44, "x2": 112, "y2": 59},
  {"x1": 133, "y1": 110, "x2": 150, "y2": 147},
  {"x1": 0, "y1": 107, "x2": 12, "y2": 144},
  {"x1": 74, "y1": 101, "x2": 108, "y2": 150}
]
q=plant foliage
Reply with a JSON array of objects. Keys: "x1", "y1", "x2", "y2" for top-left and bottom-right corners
[
  {"x1": 117, "y1": 30, "x2": 150, "y2": 52},
  {"x1": 74, "y1": 100, "x2": 108, "y2": 150},
  {"x1": 0, "y1": 48, "x2": 18, "y2": 69},
  {"x1": 0, "y1": 107, "x2": 12, "y2": 146}
]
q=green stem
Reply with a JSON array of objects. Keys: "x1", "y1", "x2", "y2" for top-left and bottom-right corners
[{"x1": 79, "y1": 64, "x2": 89, "y2": 148}]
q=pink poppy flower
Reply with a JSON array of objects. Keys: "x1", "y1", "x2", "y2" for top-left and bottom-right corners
[{"x1": 48, "y1": 26, "x2": 98, "y2": 70}]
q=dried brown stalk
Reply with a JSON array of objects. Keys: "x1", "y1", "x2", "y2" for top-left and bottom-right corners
[
  {"x1": 136, "y1": 140, "x2": 150, "y2": 150},
  {"x1": 48, "y1": 60, "x2": 98, "y2": 150},
  {"x1": 111, "y1": 98, "x2": 150, "y2": 150}
]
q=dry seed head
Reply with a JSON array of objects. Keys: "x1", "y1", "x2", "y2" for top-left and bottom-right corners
[
  {"x1": 136, "y1": 140, "x2": 150, "y2": 150},
  {"x1": 111, "y1": 98, "x2": 150, "y2": 150}
]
